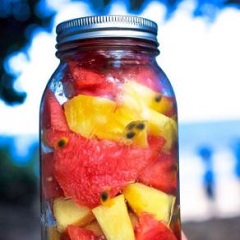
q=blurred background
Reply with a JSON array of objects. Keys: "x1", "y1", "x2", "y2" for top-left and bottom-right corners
[{"x1": 0, "y1": 0, "x2": 240, "y2": 239}]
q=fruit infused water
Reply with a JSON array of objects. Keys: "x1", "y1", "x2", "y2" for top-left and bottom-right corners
[{"x1": 40, "y1": 15, "x2": 181, "y2": 240}]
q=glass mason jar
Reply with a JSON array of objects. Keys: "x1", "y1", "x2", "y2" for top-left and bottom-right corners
[{"x1": 40, "y1": 15, "x2": 181, "y2": 240}]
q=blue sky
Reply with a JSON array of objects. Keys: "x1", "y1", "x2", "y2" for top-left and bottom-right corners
[{"x1": 1, "y1": 0, "x2": 240, "y2": 135}]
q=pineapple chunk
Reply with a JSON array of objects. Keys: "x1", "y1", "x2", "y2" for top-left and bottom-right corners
[
  {"x1": 120, "y1": 81, "x2": 173, "y2": 115},
  {"x1": 64, "y1": 87, "x2": 176, "y2": 149},
  {"x1": 123, "y1": 183, "x2": 175, "y2": 224},
  {"x1": 64, "y1": 94, "x2": 116, "y2": 138},
  {"x1": 64, "y1": 94, "x2": 147, "y2": 146},
  {"x1": 92, "y1": 194, "x2": 135, "y2": 240},
  {"x1": 119, "y1": 81, "x2": 177, "y2": 150},
  {"x1": 142, "y1": 108, "x2": 177, "y2": 150},
  {"x1": 53, "y1": 197, "x2": 94, "y2": 232}
]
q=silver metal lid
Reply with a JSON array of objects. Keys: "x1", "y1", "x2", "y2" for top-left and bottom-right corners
[{"x1": 56, "y1": 15, "x2": 158, "y2": 46}]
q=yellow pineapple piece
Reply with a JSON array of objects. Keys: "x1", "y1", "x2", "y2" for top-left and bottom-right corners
[
  {"x1": 53, "y1": 197, "x2": 94, "y2": 232},
  {"x1": 142, "y1": 108, "x2": 177, "y2": 150},
  {"x1": 96, "y1": 104, "x2": 141, "y2": 143},
  {"x1": 120, "y1": 81, "x2": 173, "y2": 114},
  {"x1": 92, "y1": 194, "x2": 135, "y2": 240},
  {"x1": 123, "y1": 183, "x2": 175, "y2": 224},
  {"x1": 64, "y1": 87, "x2": 176, "y2": 149},
  {"x1": 150, "y1": 94, "x2": 173, "y2": 115},
  {"x1": 64, "y1": 94, "x2": 148, "y2": 146},
  {"x1": 118, "y1": 82, "x2": 143, "y2": 112},
  {"x1": 64, "y1": 94, "x2": 116, "y2": 138},
  {"x1": 119, "y1": 81, "x2": 177, "y2": 150}
]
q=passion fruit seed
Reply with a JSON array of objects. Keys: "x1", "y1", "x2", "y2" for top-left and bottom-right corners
[
  {"x1": 57, "y1": 137, "x2": 68, "y2": 148},
  {"x1": 126, "y1": 131, "x2": 136, "y2": 139},
  {"x1": 136, "y1": 122, "x2": 145, "y2": 130},
  {"x1": 127, "y1": 122, "x2": 136, "y2": 131},
  {"x1": 100, "y1": 191, "x2": 109, "y2": 202},
  {"x1": 155, "y1": 94, "x2": 162, "y2": 102},
  {"x1": 100, "y1": 190, "x2": 113, "y2": 207}
]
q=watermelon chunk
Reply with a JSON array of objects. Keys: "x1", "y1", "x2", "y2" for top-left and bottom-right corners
[
  {"x1": 135, "y1": 213, "x2": 177, "y2": 240},
  {"x1": 67, "y1": 225, "x2": 98, "y2": 240},
  {"x1": 63, "y1": 62, "x2": 118, "y2": 99},
  {"x1": 41, "y1": 89, "x2": 69, "y2": 131},
  {"x1": 44, "y1": 129, "x2": 161, "y2": 208},
  {"x1": 138, "y1": 150, "x2": 177, "y2": 195}
]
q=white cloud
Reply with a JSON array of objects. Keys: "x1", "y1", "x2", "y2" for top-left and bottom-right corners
[
  {"x1": 109, "y1": 0, "x2": 129, "y2": 15},
  {"x1": 53, "y1": 1, "x2": 95, "y2": 27},
  {"x1": 157, "y1": 3, "x2": 240, "y2": 122}
]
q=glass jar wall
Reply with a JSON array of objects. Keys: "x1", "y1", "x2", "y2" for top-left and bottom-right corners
[{"x1": 40, "y1": 15, "x2": 181, "y2": 240}]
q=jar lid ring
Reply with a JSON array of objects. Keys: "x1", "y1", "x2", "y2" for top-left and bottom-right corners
[{"x1": 56, "y1": 15, "x2": 158, "y2": 46}]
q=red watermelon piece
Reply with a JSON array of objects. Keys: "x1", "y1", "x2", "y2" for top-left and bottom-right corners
[
  {"x1": 138, "y1": 150, "x2": 177, "y2": 195},
  {"x1": 41, "y1": 89, "x2": 69, "y2": 131},
  {"x1": 135, "y1": 213, "x2": 177, "y2": 240},
  {"x1": 148, "y1": 135, "x2": 166, "y2": 152},
  {"x1": 44, "y1": 129, "x2": 160, "y2": 208},
  {"x1": 70, "y1": 62, "x2": 105, "y2": 89},
  {"x1": 63, "y1": 62, "x2": 118, "y2": 99},
  {"x1": 67, "y1": 225, "x2": 98, "y2": 240}
]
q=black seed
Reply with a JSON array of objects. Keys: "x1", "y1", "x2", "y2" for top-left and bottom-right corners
[
  {"x1": 155, "y1": 94, "x2": 162, "y2": 102},
  {"x1": 127, "y1": 122, "x2": 136, "y2": 130},
  {"x1": 57, "y1": 139, "x2": 66, "y2": 148},
  {"x1": 100, "y1": 191, "x2": 108, "y2": 202},
  {"x1": 136, "y1": 122, "x2": 145, "y2": 130},
  {"x1": 126, "y1": 131, "x2": 135, "y2": 139}
]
